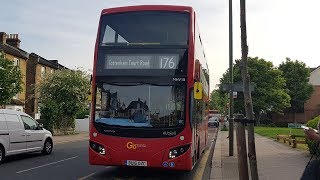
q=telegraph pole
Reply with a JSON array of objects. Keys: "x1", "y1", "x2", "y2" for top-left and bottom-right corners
[
  {"x1": 228, "y1": 0, "x2": 234, "y2": 157},
  {"x1": 239, "y1": 0, "x2": 259, "y2": 179}
]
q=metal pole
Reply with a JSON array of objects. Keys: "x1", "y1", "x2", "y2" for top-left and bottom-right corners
[{"x1": 228, "y1": 0, "x2": 234, "y2": 157}]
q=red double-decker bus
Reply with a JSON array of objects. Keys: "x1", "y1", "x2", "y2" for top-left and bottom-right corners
[{"x1": 89, "y1": 5, "x2": 210, "y2": 171}]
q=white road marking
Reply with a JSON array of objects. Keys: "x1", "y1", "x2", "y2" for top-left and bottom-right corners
[
  {"x1": 78, "y1": 172, "x2": 96, "y2": 180},
  {"x1": 78, "y1": 167, "x2": 111, "y2": 180},
  {"x1": 16, "y1": 156, "x2": 78, "y2": 174}
]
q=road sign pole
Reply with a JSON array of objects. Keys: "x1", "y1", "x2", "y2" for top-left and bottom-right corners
[{"x1": 228, "y1": 0, "x2": 234, "y2": 157}]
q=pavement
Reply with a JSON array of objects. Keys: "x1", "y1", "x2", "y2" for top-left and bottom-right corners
[
  {"x1": 210, "y1": 130, "x2": 312, "y2": 180},
  {"x1": 54, "y1": 131, "x2": 89, "y2": 144}
]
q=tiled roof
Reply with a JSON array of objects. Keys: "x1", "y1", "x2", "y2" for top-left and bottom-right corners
[
  {"x1": 310, "y1": 66, "x2": 320, "y2": 72},
  {"x1": 0, "y1": 43, "x2": 29, "y2": 59},
  {"x1": 30, "y1": 53, "x2": 68, "y2": 70}
]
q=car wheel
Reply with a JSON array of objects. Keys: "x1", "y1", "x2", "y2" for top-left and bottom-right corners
[
  {"x1": 0, "y1": 146, "x2": 5, "y2": 164},
  {"x1": 42, "y1": 139, "x2": 53, "y2": 155}
]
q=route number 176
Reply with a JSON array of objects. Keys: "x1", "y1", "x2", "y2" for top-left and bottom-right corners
[{"x1": 159, "y1": 56, "x2": 177, "y2": 69}]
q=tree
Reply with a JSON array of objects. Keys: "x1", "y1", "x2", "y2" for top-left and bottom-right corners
[
  {"x1": 239, "y1": 1, "x2": 257, "y2": 178},
  {"x1": 38, "y1": 69, "x2": 90, "y2": 133},
  {"x1": 0, "y1": 51, "x2": 23, "y2": 105},
  {"x1": 220, "y1": 57, "x2": 291, "y2": 118},
  {"x1": 210, "y1": 89, "x2": 228, "y2": 115},
  {"x1": 278, "y1": 58, "x2": 314, "y2": 122}
]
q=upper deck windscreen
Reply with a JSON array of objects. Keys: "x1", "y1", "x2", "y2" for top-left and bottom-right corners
[{"x1": 99, "y1": 11, "x2": 189, "y2": 46}]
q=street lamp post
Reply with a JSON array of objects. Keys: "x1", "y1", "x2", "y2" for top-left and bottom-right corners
[{"x1": 228, "y1": 0, "x2": 234, "y2": 157}]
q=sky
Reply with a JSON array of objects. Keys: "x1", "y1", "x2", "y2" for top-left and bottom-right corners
[{"x1": 1, "y1": 0, "x2": 319, "y2": 91}]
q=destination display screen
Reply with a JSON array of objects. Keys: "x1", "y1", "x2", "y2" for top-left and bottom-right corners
[{"x1": 105, "y1": 54, "x2": 179, "y2": 69}]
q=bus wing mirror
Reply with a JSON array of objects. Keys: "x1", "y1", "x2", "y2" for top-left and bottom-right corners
[{"x1": 194, "y1": 82, "x2": 203, "y2": 100}]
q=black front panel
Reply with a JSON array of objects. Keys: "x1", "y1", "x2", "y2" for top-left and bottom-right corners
[
  {"x1": 93, "y1": 47, "x2": 188, "y2": 138},
  {"x1": 96, "y1": 48, "x2": 188, "y2": 77},
  {"x1": 94, "y1": 124, "x2": 184, "y2": 138}
]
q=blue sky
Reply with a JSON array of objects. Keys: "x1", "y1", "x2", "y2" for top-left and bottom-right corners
[{"x1": 1, "y1": 0, "x2": 319, "y2": 90}]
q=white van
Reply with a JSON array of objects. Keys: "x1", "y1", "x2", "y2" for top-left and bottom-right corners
[{"x1": 0, "y1": 109, "x2": 53, "y2": 164}]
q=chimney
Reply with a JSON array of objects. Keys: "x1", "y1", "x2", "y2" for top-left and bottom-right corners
[
  {"x1": 0, "y1": 32, "x2": 7, "y2": 44},
  {"x1": 6, "y1": 34, "x2": 21, "y2": 48}
]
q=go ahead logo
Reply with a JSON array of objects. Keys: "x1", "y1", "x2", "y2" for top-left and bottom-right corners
[{"x1": 126, "y1": 142, "x2": 146, "y2": 150}]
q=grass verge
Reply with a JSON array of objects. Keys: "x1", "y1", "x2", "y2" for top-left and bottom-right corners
[{"x1": 254, "y1": 127, "x2": 308, "y2": 150}]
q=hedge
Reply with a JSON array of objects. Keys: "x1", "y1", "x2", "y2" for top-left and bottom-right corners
[{"x1": 305, "y1": 116, "x2": 320, "y2": 155}]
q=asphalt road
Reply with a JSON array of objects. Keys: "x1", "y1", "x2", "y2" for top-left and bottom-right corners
[{"x1": 0, "y1": 128, "x2": 217, "y2": 180}]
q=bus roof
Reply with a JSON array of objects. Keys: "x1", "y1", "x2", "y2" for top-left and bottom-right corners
[{"x1": 101, "y1": 5, "x2": 194, "y2": 15}]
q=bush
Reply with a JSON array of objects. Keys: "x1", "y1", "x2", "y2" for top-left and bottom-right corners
[
  {"x1": 38, "y1": 69, "x2": 90, "y2": 134},
  {"x1": 274, "y1": 122, "x2": 288, "y2": 127},
  {"x1": 260, "y1": 118, "x2": 273, "y2": 125},
  {"x1": 39, "y1": 102, "x2": 58, "y2": 134},
  {"x1": 221, "y1": 125, "x2": 228, "y2": 131},
  {"x1": 267, "y1": 123, "x2": 277, "y2": 127},
  {"x1": 305, "y1": 116, "x2": 320, "y2": 155},
  {"x1": 76, "y1": 108, "x2": 89, "y2": 119}
]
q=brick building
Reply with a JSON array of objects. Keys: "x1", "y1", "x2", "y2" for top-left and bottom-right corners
[
  {"x1": 25, "y1": 53, "x2": 66, "y2": 119},
  {"x1": 1, "y1": 31, "x2": 67, "y2": 118},
  {"x1": 272, "y1": 66, "x2": 320, "y2": 123},
  {"x1": 0, "y1": 32, "x2": 29, "y2": 111}
]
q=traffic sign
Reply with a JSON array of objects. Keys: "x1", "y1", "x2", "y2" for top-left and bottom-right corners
[{"x1": 221, "y1": 81, "x2": 255, "y2": 92}]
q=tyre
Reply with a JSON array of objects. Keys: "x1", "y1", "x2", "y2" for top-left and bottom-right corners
[
  {"x1": 0, "y1": 146, "x2": 5, "y2": 164},
  {"x1": 42, "y1": 139, "x2": 53, "y2": 155}
]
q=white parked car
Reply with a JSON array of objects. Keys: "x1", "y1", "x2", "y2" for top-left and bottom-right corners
[
  {"x1": 0, "y1": 109, "x2": 53, "y2": 164},
  {"x1": 208, "y1": 117, "x2": 219, "y2": 127}
]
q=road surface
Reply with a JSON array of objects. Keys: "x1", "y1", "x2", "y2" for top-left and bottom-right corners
[{"x1": 0, "y1": 128, "x2": 218, "y2": 180}]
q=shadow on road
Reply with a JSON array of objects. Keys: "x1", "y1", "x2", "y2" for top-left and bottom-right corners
[
  {"x1": 3, "y1": 152, "x2": 44, "y2": 164},
  {"x1": 88, "y1": 166, "x2": 194, "y2": 180}
]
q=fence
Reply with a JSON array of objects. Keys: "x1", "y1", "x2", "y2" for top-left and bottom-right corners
[{"x1": 75, "y1": 118, "x2": 89, "y2": 132}]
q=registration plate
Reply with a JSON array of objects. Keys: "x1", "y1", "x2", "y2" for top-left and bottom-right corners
[{"x1": 125, "y1": 160, "x2": 148, "y2": 167}]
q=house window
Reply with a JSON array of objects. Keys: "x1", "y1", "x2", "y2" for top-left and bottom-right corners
[
  {"x1": 13, "y1": 58, "x2": 20, "y2": 66},
  {"x1": 41, "y1": 66, "x2": 46, "y2": 78}
]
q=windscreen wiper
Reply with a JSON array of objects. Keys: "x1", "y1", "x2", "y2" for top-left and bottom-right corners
[
  {"x1": 101, "y1": 42, "x2": 161, "y2": 46},
  {"x1": 106, "y1": 82, "x2": 170, "y2": 87}
]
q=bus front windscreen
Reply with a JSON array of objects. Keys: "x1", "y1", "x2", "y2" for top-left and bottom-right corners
[
  {"x1": 99, "y1": 11, "x2": 189, "y2": 46},
  {"x1": 94, "y1": 83, "x2": 185, "y2": 128}
]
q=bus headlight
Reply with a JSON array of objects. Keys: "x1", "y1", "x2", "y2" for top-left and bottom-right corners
[
  {"x1": 168, "y1": 145, "x2": 190, "y2": 159},
  {"x1": 90, "y1": 141, "x2": 106, "y2": 155}
]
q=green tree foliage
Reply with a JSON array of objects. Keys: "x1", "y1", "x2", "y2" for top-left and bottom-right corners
[
  {"x1": 220, "y1": 57, "x2": 291, "y2": 117},
  {"x1": 210, "y1": 89, "x2": 228, "y2": 115},
  {"x1": 0, "y1": 51, "x2": 23, "y2": 105},
  {"x1": 278, "y1": 58, "x2": 314, "y2": 114},
  {"x1": 38, "y1": 69, "x2": 90, "y2": 133},
  {"x1": 305, "y1": 116, "x2": 320, "y2": 155}
]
